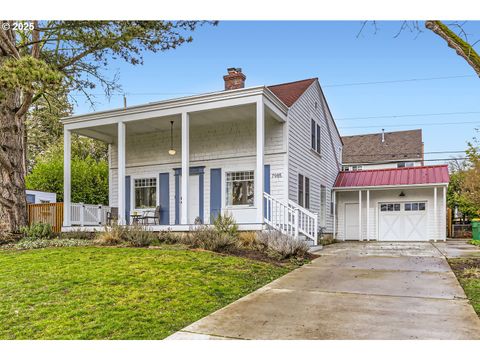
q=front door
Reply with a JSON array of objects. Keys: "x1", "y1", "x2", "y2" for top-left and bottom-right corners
[{"x1": 345, "y1": 203, "x2": 359, "y2": 240}]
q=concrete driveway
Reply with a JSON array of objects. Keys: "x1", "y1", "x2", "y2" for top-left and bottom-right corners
[{"x1": 167, "y1": 241, "x2": 480, "y2": 340}]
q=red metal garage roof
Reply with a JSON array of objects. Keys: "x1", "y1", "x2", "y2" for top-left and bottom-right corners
[{"x1": 334, "y1": 165, "x2": 449, "y2": 188}]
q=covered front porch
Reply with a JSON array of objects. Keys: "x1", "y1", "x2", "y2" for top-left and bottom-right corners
[{"x1": 62, "y1": 86, "x2": 288, "y2": 232}]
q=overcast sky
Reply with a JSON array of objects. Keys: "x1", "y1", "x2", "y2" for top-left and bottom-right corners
[{"x1": 72, "y1": 21, "x2": 480, "y2": 164}]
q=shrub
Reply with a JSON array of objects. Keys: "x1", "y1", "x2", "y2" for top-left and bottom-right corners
[
  {"x1": 156, "y1": 231, "x2": 181, "y2": 245},
  {"x1": 95, "y1": 224, "x2": 157, "y2": 247},
  {"x1": 59, "y1": 228, "x2": 96, "y2": 240},
  {"x1": 123, "y1": 225, "x2": 157, "y2": 247},
  {"x1": 20, "y1": 223, "x2": 54, "y2": 240},
  {"x1": 8, "y1": 238, "x2": 91, "y2": 250},
  {"x1": 237, "y1": 231, "x2": 258, "y2": 249},
  {"x1": 212, "y1": 213, "x2": 238, "y2": 238},
  {"x1": 183, "y1": 225, "x2": 236, "y2": 252},
  {"x1": 256, "y1": 230, "x2": 310, "y2": 260},
  {"x1": 319, "y1": 234, "x2": 336, "y2": 246},
  {"x1": 95, "y1": 224, "x2": 127, "y2": 246}
]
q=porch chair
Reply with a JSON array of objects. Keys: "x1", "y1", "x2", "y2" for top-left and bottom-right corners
[
  {"x1": 141, "y1": 206, "x2": 161, "y2": 225},
  {"x1": 106, "y1": 207, "x2": 119, "y2": 226}
]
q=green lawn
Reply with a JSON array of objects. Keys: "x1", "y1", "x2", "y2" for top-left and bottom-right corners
[
  {"x1": 0, "y1": 246, "x2": 291, "y2": 339},
  {"x1": 449, "y1": 258, "x2": 480, "y2": 316}
]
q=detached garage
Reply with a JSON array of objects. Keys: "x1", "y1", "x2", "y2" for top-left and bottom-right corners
[{"x1": 332, "y1": 165, "x2": 449, "y2": 242}]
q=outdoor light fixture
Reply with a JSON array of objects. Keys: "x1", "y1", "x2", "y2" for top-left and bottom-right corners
[
  {"x1": 399, "y1": 191, "x2": 406, "y2": 197},
  {"x1": 168, "y1": 120, "x2": 176, "y2": 156}
]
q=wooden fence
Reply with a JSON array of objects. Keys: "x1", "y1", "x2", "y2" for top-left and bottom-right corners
[{"x1": 27, "y1": 202, "x2": 64, "y2": 233}]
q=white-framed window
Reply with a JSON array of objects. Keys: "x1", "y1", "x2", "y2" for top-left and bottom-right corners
[
  {"x1": 342, "y1": 165, "x2": 363, "y2": 171},
  {"x1": 320, "y1": 185, "x2": 327, "y2": 226},
  {"x1": 298, "y1": 174, "x2": 310, "y2": 209},
  {"x1": 134, "y1": 178, "x2": 157, "y2": 209},
  {"x1": 226, "y1": 171, "x2": 254, "y2": 206},
  {"x1": 311, "y1": 119, "x2": 321, "y2": 154},
  {"x1": 397, "y1": 162, "x2": 415, "y2": 168}
]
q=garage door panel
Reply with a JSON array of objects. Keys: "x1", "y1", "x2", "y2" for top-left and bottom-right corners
[{"x1": 379, "y1": 202, "x2": 428, "y2": 241}]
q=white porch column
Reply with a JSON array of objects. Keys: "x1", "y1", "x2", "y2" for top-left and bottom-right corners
[
  {"x1": 358, "y1": 190, "x2": 362, "y2": 241},
  {"x1": 366, "y1": 190, "x2": 370, "y2": 241},
  {"x1": 443, "y1": 186, "x2": 447, "y2": 241},
  {"x1": 332, "y1": 190, "x2": 336, "y2": 240},
  {"x1": 181, "y1": 112, "x2": 190, "y2": 224},
  {"x1": 256, "y1": 97, "x2": 265, "y2": 224},
  {"x1": 433, "y1": 186, "x2": 438, "y2": 241},
  {"x1": 63, "y1": 129, "x2": 71, "y2": 227},
  {"x1": 117, "y1": 122, "x2": 126, "y2": 225}
]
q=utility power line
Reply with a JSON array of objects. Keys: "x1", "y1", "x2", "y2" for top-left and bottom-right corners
[
  {"x1": 336, "y1": 111, "x2": 480, "y2": 121},
  {"x1": 71, "y1": 74, "x2": 475, "y2": 98},
  {"x1": 340, "y1": 120, "x2": 480, "y2": 129},
  {"x1": 347, "y1": 150, "x2": 466, "y2": 157},
  {"x1": 323, "y1": 75, "x2": 474, "y2": 88}
]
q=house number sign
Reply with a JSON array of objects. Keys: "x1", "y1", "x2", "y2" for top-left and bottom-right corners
[{"x1": 272, "y1": 172, "x2": 282, "y2": 179}]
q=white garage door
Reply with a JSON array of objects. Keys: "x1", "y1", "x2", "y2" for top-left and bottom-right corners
[{"x1": 378, "y1": 202, "x2": 428, "y2": 241}]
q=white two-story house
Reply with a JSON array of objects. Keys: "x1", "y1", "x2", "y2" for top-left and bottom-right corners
[{"x1": 61, "y1": 68, "x2": 343, "y2": 244}]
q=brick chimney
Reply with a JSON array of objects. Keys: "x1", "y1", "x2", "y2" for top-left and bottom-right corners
[{"x1": 223, "y1": 67, "x2": 246, "y2": 90}]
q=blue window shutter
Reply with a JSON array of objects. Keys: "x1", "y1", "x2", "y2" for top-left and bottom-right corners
[
  {"x1": 159, "y1": 173, "x2": 169, "y2": 225},
  {"x1": 125, "y1": 176, "x2": 131, "y2": 225},
  {"x1": 263, "y1": 165, "x2": 270, "y2": 220},
  {"x1": 210, "y1": 168, "x2": 222, "y2": 222}
]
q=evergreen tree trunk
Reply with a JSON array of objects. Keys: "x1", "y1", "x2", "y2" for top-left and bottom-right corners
[{"x1": 0, "y1": 89, "x2": 28, "y2": 233}]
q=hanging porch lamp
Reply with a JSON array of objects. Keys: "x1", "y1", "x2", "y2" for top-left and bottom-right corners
[{"x1": 168, "y1": 120, "x2": 176, "y2": 156}]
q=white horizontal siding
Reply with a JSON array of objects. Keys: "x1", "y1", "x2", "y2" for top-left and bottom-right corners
[
  {"x1": 335, "y1": 187, "x2": 447, "y2": 241},
  {"x1": 108, "y1": 116, "x2": 287, "y2": 225},
  {"x1": 287, "y1": 81, "x2": 342, "y2": 234}
]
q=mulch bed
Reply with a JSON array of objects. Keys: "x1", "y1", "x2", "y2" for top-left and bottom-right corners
[
  {"x1": 217, "y1": 247, "x2": 319, "y2": 267},
  {"x1": 449, "y1": 258, "x2": 480, "y2": 273}
]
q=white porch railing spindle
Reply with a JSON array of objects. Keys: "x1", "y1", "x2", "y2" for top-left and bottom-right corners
[
  {"x1": 263, "y1": 192, "x2": 318, "y2": 243},
  {"x1": 70, "y1": 203, "x2": 111, "y2": 226}
]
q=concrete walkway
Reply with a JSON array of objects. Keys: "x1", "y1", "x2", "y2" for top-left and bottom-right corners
[{"x1": 167, "y1": 241, "x2": 480, "y2": 340}]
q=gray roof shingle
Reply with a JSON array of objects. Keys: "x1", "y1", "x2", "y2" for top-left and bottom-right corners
[{"x1": 342, "y1": 129, "x2": 423, "y2": 164}]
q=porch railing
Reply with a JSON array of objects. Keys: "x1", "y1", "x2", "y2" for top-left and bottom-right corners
[
  {"x1": 263, "y1": 192, "x2": 318, "y2": 244},
  {"x1": 71, "y1": 203, "x2": 111, "y2": 226}
]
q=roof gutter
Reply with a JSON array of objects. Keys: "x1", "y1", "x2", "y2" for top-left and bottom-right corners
[{"x1": 333, "y1": 182, "x2": 449, "y2": 191}]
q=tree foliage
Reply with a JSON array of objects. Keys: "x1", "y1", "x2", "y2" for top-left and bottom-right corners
[
  {"x1": 448, "y1": 134, "x2": 480, "y2": 218},
  {"x1": 0, "y1": 20, "x2": 214, "y2": 232},
  {"x1": 26, "y1": 146, "x2": 109, "y2": 205}
]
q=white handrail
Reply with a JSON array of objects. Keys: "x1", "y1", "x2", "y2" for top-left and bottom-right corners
[{"x1": 264, "y1": 192, "x2": 318, "y2": 244}]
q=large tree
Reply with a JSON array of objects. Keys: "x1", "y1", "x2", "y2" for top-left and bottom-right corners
[{"x1": 0, "y1": 20, "x2": 213, "y2": 233}]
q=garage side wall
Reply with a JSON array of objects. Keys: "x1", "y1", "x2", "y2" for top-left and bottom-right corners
[{"x1": 335, "y1": 187, "x2": 446, "y2": 241}]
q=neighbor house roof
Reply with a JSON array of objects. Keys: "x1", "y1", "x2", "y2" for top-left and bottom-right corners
[
  {"x1": 334, "y1": 165, "x2": 449, "y2": 189},
  {"x1": 267, "y1": 78, "x2": 317, "y2": 107},
  {"x1": 342, "y1": 129, "x2": 423, "y2": 164}
]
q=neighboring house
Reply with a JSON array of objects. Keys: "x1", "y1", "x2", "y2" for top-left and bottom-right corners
[
  {"x1": 61, "y1": 68, "x2": 343, "y2": 244},
  {"x1": 341, "y1": 129, "x2": 424, "y2": 171},
  {"x1": 26, "y1": 190, "x2": 57, "y2": 204}
]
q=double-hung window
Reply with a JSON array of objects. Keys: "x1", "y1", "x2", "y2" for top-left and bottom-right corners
[
  {"x1": 298, "y1": 174, "x2": 310, "y2": 209},
  {"x1": 134, "y1": 178, "x2": 157, "y2": 209},
  {"x1": 311, "y1": 119, "x2": 321, "y2": 154},
  {"x1": 226, "y1": 171, "x2": 254, "y2": 206}
]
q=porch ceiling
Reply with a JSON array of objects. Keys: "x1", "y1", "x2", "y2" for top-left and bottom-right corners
[{"x1": 73, "y1": 103, "x2": 278, "y2": 143}]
